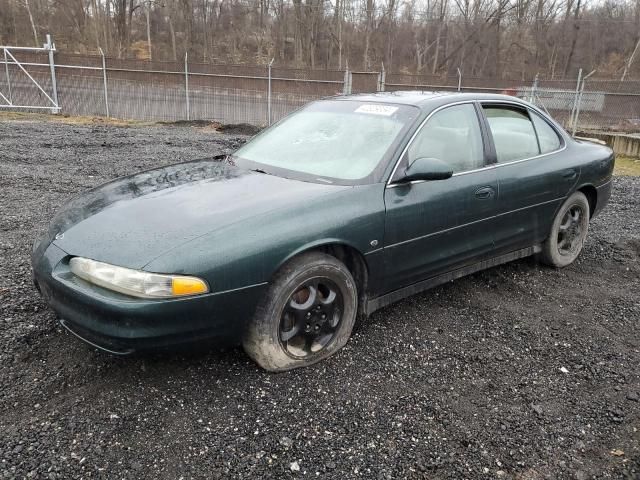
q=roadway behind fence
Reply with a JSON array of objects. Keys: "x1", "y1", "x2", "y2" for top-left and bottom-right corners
[{"x1": 2, "y1": 47, "x2": 640, "y2": 133}]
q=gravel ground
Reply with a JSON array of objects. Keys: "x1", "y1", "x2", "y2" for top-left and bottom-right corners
[{"x1": 0, "y1": 119, "x2": 639, "y2": 480}]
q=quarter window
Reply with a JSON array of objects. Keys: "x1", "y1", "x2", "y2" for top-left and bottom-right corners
[
  {"x1": 483, "y1": 106, "x2": 539, "y2": 163},
  {"x1": 407, "y1": 103, "x2": 484, "y2": 174},
  {"x1": 531, "y1": 111, "x2": 562, "y2": 153}
]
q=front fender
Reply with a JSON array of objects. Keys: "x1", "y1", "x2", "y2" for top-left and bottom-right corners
[
  {"x1": 143, "y1": 184, "x2": 386, "y2": 294},
  {"x1": 276, "y1": 237, "x2": 365, "y2": 271}
]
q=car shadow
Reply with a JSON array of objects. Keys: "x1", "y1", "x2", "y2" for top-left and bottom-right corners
[{"x1": 356, "y1": 255, "x2": 544, "y2": 336}]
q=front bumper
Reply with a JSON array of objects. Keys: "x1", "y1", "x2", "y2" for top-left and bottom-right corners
[{"x1": 32, "y1": 243, "x2": 267, "y2": 354}]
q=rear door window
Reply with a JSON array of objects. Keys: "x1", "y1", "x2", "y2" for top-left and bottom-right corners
[
  {"x1": 483, "y1": 106, "x2": 539, "y2": 163},
  {"x1": 530, "y1": 111, "x2": 562, "y2": 153}
]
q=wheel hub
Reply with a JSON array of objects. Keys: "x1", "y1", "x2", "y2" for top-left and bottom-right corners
[
  {"x1": 279, "y1": 279, "x2": 343, "y2": 358},
  {"x1": 557, "y1": 205, "x2": 585, "y2": 256}
]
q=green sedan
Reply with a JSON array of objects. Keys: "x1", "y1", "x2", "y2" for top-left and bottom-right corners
[{"x1": 32, "y1": 92, "x2": 614, "y2": 371}]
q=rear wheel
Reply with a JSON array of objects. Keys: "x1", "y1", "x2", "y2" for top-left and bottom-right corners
[
  {"x1": 540, "y1": 191, "x2": 590, "y2": 268},
  {"x1": 242, "y1": 252, "x2": 358, "y2": 372}
]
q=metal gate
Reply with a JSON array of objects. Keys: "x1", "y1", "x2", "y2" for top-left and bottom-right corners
[{"x1": 0, "y1": 34, "x2": 60, "y2": 113}]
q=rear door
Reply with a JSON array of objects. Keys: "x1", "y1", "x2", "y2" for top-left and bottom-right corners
[
  {"x1": 382, "y1": 102, "x2": 499, "y2": 293},
  {"x1": 479, "y1": 103, "x2": 577, "y2": 253}
]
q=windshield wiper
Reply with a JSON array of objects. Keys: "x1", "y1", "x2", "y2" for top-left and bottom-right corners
[{"x1": 251, "y1": 168, "x2": 270, "y2": 175}]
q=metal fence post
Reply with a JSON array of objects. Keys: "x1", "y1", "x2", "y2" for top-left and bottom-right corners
[
  {"x1": 377, "y1": 63, "x2": 386, "y2": 92},
  {"x1": 530, "y1": 73, "x2": 539, "y2": 103},
  {"x1": 184, "y1": 52, "x2": 190, "y2": 121},
  {"x1": 267, "y1": 58, "x2": 274, "y2": 125},
  {"x1": 572, "y1": 69, "x2": 596, "y2": 136},
  {"x1": 343, "y1": 67, "x2": 348, "y2": 95},
  {"x1": 343, "y1": 63, "x2": 351, "y2": 95},
  {"x1": 3, "y1": 48, "x2": 12, "y2": 103},
  {"x1": 45, "y1": 35, "x2": 60, "y2": 114},
  {"x1": 98, "y1": 47, "x2": 109, "y2": 117},
  {"x1": 569, "y1": 68, "x2": 582, "y2": 131},
  {"x1": 457, "y1": 67, "x2": 462, "y2": 92}
]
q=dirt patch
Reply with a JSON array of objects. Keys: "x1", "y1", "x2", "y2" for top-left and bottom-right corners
[
  {"x1": 159, "y1": 119, "x2": 222, "y2": 129},
  {"x1": 216, "y1": 122, "x2": 262, "y2": 135},
  {"x1": 0, "y1": 110, "x2": 153, "y2": 127},
  {"x1": 0, "y1": 112, "x2": 262, "y2": 135},
  {"x1": 0, "y1": 119, "x2": 638, "y2": 479},
  {"x1": 159, "y1": 121, "x2": 262, "y2": 135}
]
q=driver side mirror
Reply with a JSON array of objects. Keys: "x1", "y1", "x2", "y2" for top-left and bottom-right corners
[{"x1": 401, "y1": 157, "x2": 453, "y2": 182}]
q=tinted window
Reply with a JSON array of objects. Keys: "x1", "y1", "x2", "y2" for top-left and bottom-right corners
[
  {"x1": 484, "y1": 107, "x2": 539, "y2": 163},
  {"x1": 531, "y1": 111, "x2": 562, "y2": 153},
  {"x1": 408, "y1": 103, "x2": 484, "y2": 173}
]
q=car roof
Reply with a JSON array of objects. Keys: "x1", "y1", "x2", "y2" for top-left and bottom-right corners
[{"x1": 331, "y1": 91, "x2": 529, "y2": 109}]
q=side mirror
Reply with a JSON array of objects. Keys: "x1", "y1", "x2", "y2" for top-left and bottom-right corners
[{"x1": 402, "y1": 157, "x2": 453, "y2": 182}]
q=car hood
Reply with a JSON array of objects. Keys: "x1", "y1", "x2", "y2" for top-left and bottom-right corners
[{"x1": 43, "y1": 158, "x2": 348, "y2": 269}]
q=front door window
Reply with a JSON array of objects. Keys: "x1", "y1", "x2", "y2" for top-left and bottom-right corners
[{"x1": 407, "y1": 103, "x2": 485, "y2": 173}]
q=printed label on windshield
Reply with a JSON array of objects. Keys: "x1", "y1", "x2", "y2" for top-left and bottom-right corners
[{"x1": 354, "y1": 104, "x2": 398, "y2": 116}]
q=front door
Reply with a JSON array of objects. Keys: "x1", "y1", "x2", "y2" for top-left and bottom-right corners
[{"x1": 382, "y1": 102, "x2": 498, "y2": 293}]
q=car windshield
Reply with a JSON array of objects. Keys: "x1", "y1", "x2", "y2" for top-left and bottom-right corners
[{"x1": 232, "y1": 100, "x2": 419, "y2": 184}]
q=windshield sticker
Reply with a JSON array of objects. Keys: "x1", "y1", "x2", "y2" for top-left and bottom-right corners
[{"x1": 354, "y1": 104, "x2": 398, "y2": 116}]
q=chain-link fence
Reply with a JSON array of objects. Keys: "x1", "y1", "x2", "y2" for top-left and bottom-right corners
[
  {"x1": 0, "y1": 49, "x2": 347, "y2": 125},
  {"x1": 384, "y1": 71, "x2": 640, "y2": 134},
  {"x1": 2, "y1": 40, "x2": 640, "y2": 133},
  {"x1": 0, "y1": 39, "x2": 59, "y2": 113}
]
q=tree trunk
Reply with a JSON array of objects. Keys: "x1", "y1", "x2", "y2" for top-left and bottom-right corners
[
  {"x1": 550, "y1": 45, "x2": 557, "y2": 79},
  {"x1": 293, "y1": 0, "x2": 303, "y2": 65},
  {"x1": 621, "y1": 37, "x2": 640, "y2": 81},
  {"x1": 104, "y1": 0, "x2": 111, "y2": 52},
  {"x1": 90, "y1": 0, "x2": 101, "y2": 49},
  {"x1": 494, "y1": 16, "x2": 501, "y2": 78},
  {"x1": 182, "y1": 0, "x2": 193, "y2": 56},
  {"x1": 168, "y1": 14, "x2": 177, "y2": 61},
  {"x1": 10, "y1": 0, "x2": 18, "y2": 44},
  {"x1": 24, "y1": 0, "x2": 39, "y2": 47},
  {"x1": 145, "y1": 5, "x2": 152, "y2": 60},
  {"x1": 563, "y1": 0, "x2": 582, "y2": 77},
  {"x1": 363, "y1": 0, "x2": 374, "y2": 70},
  {"x1": 126, "y1": 0, "x2": 135, "y2": 56},
  {"x1": 333, "y1": 0, "x2": 342, "y2": 69},
  {"x1": 202, "y1": 0, "x2": 208, "y2": 61},
  {"x1": 385, "y1": 0, "x2": 396, "y2": 70},
  {"x1": 432, "y1": 23, "x2": 442, "y2": 74}
]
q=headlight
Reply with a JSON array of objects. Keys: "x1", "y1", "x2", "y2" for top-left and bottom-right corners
[{"x1": 69, "y1": 257, "x2": 209, "y2": 298}]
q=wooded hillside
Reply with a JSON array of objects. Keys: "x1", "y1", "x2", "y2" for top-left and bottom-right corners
[{"x1": 2, "y1": 0, "x2": 640, "y2": 79}]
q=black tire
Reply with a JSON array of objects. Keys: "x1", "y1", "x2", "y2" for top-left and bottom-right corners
[
  {"x1": 540, "y1": 191, "x2": 590, "y2": 268},
  {"x1": 242, "y1": 252, "x2": 358, "y2": 372}
]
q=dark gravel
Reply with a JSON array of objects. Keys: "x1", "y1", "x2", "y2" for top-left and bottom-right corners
[{"x1": 1, "y1": 119, "x2": 639, "y2": 479}]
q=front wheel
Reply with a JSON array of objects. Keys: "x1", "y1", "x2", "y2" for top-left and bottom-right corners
[
  {"x1": 242, "y1": 252, "x2": 358, "y2": 372},
  {"x1": 540, "y1": 191, "x2": 590, "y2": 268}
]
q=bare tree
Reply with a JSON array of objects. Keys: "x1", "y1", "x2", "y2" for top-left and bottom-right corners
[
  {"x1": 23, "y1": 0, "x2": 39, "y2": 46},
  {"x1": 563, "y1": 0, "x2": 582, "y2": 76},
  {"x1": 3, "y1": 0, "x2": 640, "y2": 80}
]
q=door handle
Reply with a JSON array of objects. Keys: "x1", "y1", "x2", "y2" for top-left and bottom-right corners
[
  {"x1": 474, "y1": 186, "x2": 495, "y2": 199},
  {"x1": 562, "y1": 169, "x2": 578, "y2": 180}
]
